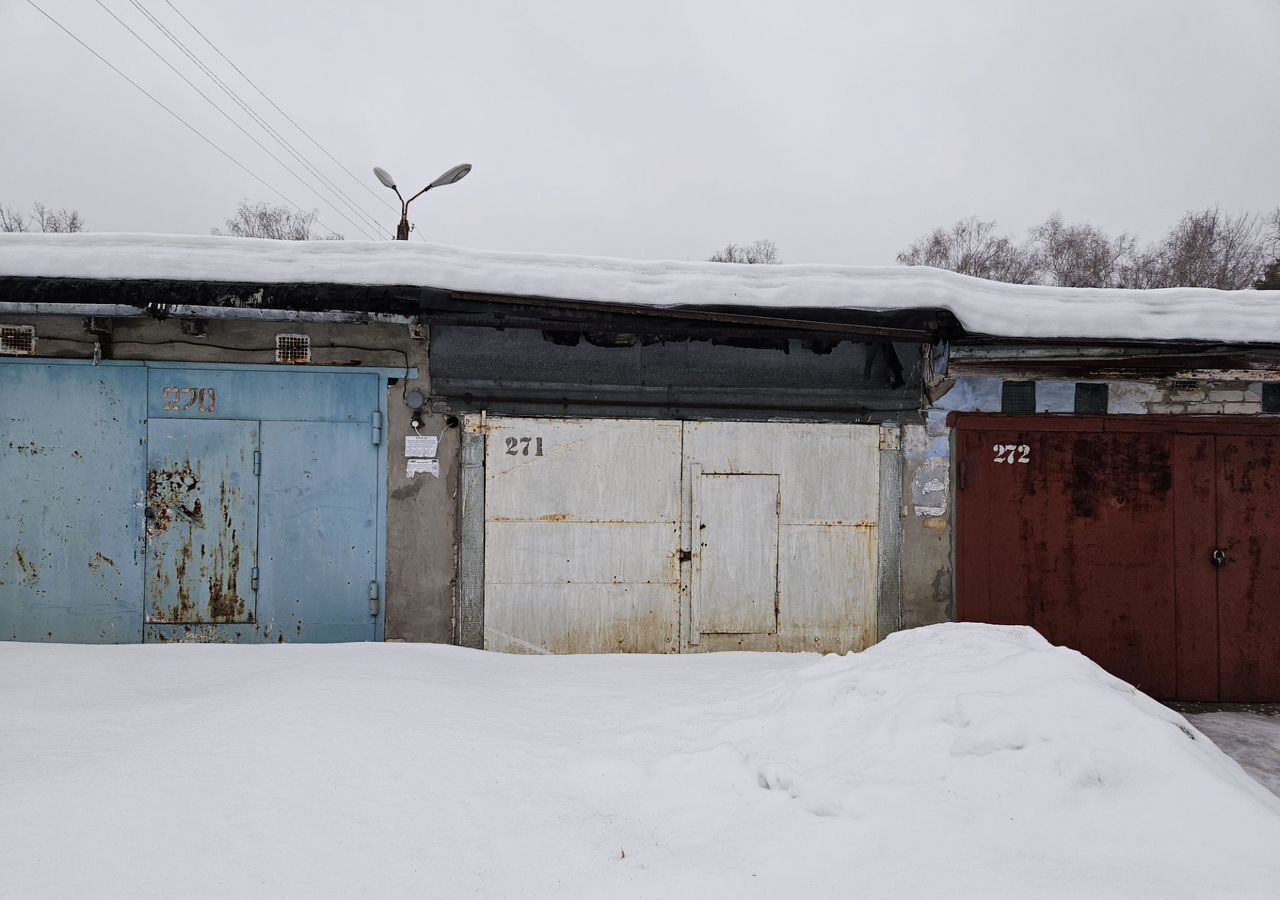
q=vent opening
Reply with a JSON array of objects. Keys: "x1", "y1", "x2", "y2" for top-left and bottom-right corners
[
  {"x1": 1001, "y1": 380, "x2": 1036, "y2": 414},
  {"x1": 0, "y1": 325, "x2": 36, "y2": 356},
  {"x1": 1075, "y1": 383, "x2": 1109, "y2": 414},
  {"x1": 275, "y1": 333, "x2": 311, "y2": 364}
]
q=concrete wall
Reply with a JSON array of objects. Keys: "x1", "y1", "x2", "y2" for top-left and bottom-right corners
[{"x1": 384, "y1": 406, "x2": 458, "y2": 643}]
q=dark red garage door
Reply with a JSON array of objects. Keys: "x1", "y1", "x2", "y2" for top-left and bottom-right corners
[{"x1": 955, "y1": 415, "x2": 1280, "y2": 702}]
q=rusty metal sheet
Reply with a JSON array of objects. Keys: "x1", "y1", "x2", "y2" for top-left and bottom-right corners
[
  {"x1": 956, "y1": 425, "x2": 1179, "y2": 698},
  {"x1": 1, "y1": 361, "x2": 147, "y2": 642},
  {"x1": 1172, "y1": 435, "x2": 1218, "y2": 700},
  {"x1": 145, "y1": 419, "x2": 258, "y2": 625},
  {"x1": 1215, "y1": 435, "x2": 1280, "y2": 702},
  {"x1": 956, "y1": 414, "x2": 1280, "y2": 701}
]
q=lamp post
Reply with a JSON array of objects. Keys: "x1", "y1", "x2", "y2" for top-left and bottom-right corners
[{"x1": 373, "y1": 163, "x2": 472, "y2": 240}]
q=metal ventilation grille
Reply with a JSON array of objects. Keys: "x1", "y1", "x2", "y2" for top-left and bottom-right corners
[
  {"x1": 275, "y1": 333, "x2": 311, "y2": 364},
  {"x1": 0, "y1": 325, "x2": 36, "y2": 356}
]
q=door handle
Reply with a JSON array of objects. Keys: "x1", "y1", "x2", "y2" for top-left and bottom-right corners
[{"x1": 1211, "y1": 548, "x2": 1228, "y2": 569}]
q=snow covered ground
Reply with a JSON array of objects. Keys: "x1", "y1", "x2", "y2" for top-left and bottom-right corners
[{"x1": 3, "y1": 624, "x2": 1278, "y2": 900}]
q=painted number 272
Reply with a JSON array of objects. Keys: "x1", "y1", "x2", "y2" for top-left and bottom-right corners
[
  {"x1": 993, "y1": 443, "x2": 1031, "y2": 464},
  {"x1": 505, "y1": 436, "x2": 544, "y2": 456}
]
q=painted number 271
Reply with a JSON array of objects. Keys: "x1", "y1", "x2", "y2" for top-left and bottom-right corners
[
  {"x1": 993, "y1": 443, "x2": 1031, "y2": 464},
  {"x1": 505, "y1": 436, "x2": 544, "y2": 456}
]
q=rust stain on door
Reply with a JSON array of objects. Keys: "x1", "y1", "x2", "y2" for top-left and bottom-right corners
[{"x1": 145, "y1": 420, "x2": 258, "y2": 626}]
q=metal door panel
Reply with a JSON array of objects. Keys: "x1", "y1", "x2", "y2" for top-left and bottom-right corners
[
  {"x1": 484, "y1": 521, "x2": 678, "y2": 585},
  {"x1": 1215, "y1": 435, "x2": 1280, "y2": 702},
  {"x1": 682, "y1": 422, "x2": 880, "y2": 652},
  {"x1": 485, "y1": 584, "x2": 678, "y2": 654},
  {"x1": 1172, "y1": 435, "x2": 1219, "y2": 700},
  {"x1": 683, "y1": 422, "x2": 880, "y2": 524},
  {"x1": 145, "y1": 419, "x2": 259, "y2": 624},
  {"x1": 1, "y1": 363, "x2": 146, "y2": 642},
  {"x1": 956, "y1": 421, "x2": 1180, "y2": 698},
  {"x1": 485, "y1": 417, "x2": 682, "y2": 521},
  {"x1": 147, "y1": 368, "x2": 379, "y2": 423},
  {"x1": 692, "y1": 473, "x2": 780, "y2": 635},
  {"x1": 483, "y1": 417, "x2": 681, "y2": 653},
  {"x1": 257, "y1": 421, "x2": 378, "y2": 642},
  {"x1": 777, "y1": 524, "x2": 876, "y2": 653}
]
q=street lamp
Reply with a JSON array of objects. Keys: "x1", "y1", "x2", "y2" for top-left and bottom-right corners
[{"x1": 373, "y1": 163, "x2": 472, "y2": 240}]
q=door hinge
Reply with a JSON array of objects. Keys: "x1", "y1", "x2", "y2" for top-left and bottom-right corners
[
  {"x1": 251, "y1": 566, "x2": 260, "y2": 592},
  {"x1": 371, "y1": 410, "x2": 383, "y2": 446},
  {"x1": 253, "y1": 450, "x2": 261, "y2": 475},
  {"x1": 368, "y1": 580, "x2": 380, "y2": 616},
  {"x1": 957, "y1": 461, "x2": 968, "y2": 491}
]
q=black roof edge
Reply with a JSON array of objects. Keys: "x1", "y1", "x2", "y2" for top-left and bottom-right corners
[{"x1": 0, "y1": 276, "x2": 949, "y2": 342}]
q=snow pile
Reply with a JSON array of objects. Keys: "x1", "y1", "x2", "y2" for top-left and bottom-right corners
[
  {"x1": 1, "y1": 623, "x2": 1277, "y2": 899},
  {"x1": 2, "y1": 232, "x2": 1277, "y2": 344}
]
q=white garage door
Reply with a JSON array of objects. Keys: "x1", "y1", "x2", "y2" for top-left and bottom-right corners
[{"x1": 481, "y1": 417, "x2": 881, "y2": 654}]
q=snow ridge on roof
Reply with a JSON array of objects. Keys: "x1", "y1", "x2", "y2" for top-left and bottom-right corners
[{"x1": 1, "y1": 232, "x2": 1275, "y2": 344}]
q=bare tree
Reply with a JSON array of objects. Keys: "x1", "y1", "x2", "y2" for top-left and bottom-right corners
[
  {"x1": 1, "y1": 202, "x2": 85, "y2": 233},
  {"x1": 1257, "y1": 208, "x2": 1280, "y2": 290},
  {"x1": 211, "y1": 201, "x2": 342, "y2": 240},
  {"x1": 1122, "y1": 207, "x2": 1267, "y2": 290},
  {"x1": 708, "y1": 239, "x2": 779, "y2": 264},
  {"x1": 1030, "y1": 212, "x2": 1135, "y2": 288},
  {"x1": 897, "y1": 217, "x2": 1038, "y2": 284}
]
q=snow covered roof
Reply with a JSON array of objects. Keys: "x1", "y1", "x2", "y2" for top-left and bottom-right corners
[{"x1": 1, "y1": 232, "x2": 1276, "y2": 344}]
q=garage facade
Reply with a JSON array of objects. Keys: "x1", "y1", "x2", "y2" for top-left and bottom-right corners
[
  {"x1": 1, "y1": 358, "x2": 395, "y2": 643},
  {"x1": 953, "y1": 414, "x2": 1280, "y2": 702},
  {"x1": 474, "y1": 416, "x2": 886, "y2": 654}
]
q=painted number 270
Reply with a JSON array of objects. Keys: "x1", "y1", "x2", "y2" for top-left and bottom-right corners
[
  {"x1": 993, "y1": 443, "x2": 1031, "y2": 464},
  {"x1": 505, "y1": 436, "x2": 544, "y2": 456}
]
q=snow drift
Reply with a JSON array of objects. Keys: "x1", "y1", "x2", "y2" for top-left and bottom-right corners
[
  {"x1": 1, "y1": 231, "x2": 1276, "y2": 344},
  {"x1": 1, "y1": 623, "x2": 1277, "y2": 899}
]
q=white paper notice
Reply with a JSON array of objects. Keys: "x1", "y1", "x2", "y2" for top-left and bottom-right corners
[
  {"x1": 406, "y1": 458, "x2": 440, "y2": 478},
  {"x1": 405, "y1": 435, "x2": 439, "y2": 458}
]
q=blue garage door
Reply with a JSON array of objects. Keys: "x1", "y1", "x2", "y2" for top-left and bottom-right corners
[
  {"x1": 2, "y1": 360, "x2": 389, "y2": 644},
  {"x1": 0, "y1": 363, "x2": 147, "y2": 643}
]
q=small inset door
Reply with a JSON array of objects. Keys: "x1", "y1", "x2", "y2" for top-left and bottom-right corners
[
  {"x1": 692, "y1": 472, "x2": 780, "y2": 637},
  {"x1": 257, "y1": 421, "x2": 379, "y2": 642},
  {"x1": 145, "y1": 419, "x2": 259, "y2": 624}
]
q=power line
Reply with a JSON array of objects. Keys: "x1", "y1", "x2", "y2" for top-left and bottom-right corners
[
  {"x1": 90, "y1": 0, "x2": 377, "y2": 239},
  {"x1": 163, "y1": 0, "x2": 399, "y2": 221},
  {"x1": 23, "y1": 0, "x2": 341, "y2": 237},
  {"x1": 128, "y1": 0, "x2": 388, "y2": 238}
]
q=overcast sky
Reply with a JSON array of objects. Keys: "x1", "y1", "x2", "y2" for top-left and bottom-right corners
[{"x1": 1, "y1": 0, "x2": 1277, "y2": 264}]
